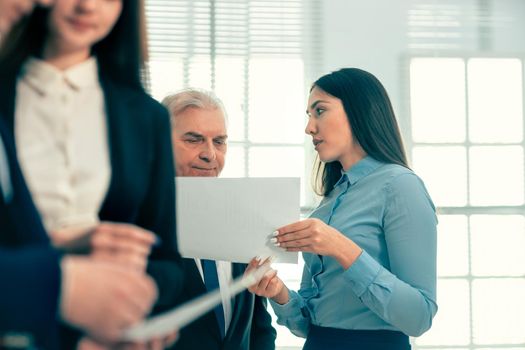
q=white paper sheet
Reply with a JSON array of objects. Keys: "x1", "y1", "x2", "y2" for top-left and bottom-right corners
[
  {"x1": 121, "y1": 263, "x2": 273, "y2": 341},
  {"x1": 176, "y1": 177, "x2": 299, "y2": 264}
]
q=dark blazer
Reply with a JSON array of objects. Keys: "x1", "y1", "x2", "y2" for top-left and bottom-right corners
[
  {"x1": 171, "y1": 258, "x2": 276, "y2": 350},
  {"x1": 0, "y1": 119, "x2": 62, "y2": 349},
  {"x1": 0, "y1": 68, "x2": 184, "y2": 305},
  {"x1": 0, "y1": 68, "x2": 184, "y2": 345}
]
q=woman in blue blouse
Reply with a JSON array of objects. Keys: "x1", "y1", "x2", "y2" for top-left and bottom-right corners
[{"x1": 248, "y1": 68, "x2": 437, "y2": 350}]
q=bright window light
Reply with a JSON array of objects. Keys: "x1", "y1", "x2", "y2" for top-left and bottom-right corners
[
  {"x1": 410, "y1": 56, "x2": 525, "y2": 350},
  {"x1": 472, "y1": 279, "x2": 525, "y2": 344},
  {"x1": 248, "y1": 58, "x2": 306, "y2": 144},
  {"x1": 410, "y1": 58, "x2": 466, "y2": 143},
  {"x1": 436, "y1": 215, "x2": 469, "y2": 277},
  {"x1": 470, "y1": 215, "x2": 525, "y2": 276},
  {"x1": 468, "y1": 58, "x2": 523, "y2": 143},
  {"x1": 469, "y1": 146, "x2": 524, "y2": 206},
  {"x1": 412, "y1": 146, "x2": 468, "y2": 207},
  {"x1": 415, "y1": 279, "x2": 470, "y2": 346}
]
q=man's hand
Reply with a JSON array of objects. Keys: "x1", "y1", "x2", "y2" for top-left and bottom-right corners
[
  {"x1": 52, "y1": 222, "x2": 157, "y2": 272},
  {"x1": 245, "y1": 258, "x2": 289, "y2": 305},
  {"x1": 60, "y1": 256, "x2": 158, "y2": 343}
]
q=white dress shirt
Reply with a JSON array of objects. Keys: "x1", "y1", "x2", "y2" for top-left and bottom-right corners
[
  {"x1": 194, "y1": 259, "x2": 234, "y2": 332},
  {"x1": 15, "y1": 57, "x2": 110, "y2": 234}
]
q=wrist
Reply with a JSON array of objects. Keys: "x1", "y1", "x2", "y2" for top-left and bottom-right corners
[
  {"x1": 333, "y1": 236, "x2": 362, "y2": 270},
  {"x1": 272, "y1": 286, "x2": 290, "y2": 305}
]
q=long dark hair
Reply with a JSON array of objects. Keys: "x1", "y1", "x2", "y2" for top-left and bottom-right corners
[
  {"x1": 312, "y1": 68, "x2": 408, "y2": 196},
  {"x1": 0, "y1": 0, "x2": 147, "y2": 90}
]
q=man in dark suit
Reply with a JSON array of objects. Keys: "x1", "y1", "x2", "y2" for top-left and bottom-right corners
[
  {"x1": 163, "y1": 89, "x2": 277, "y2": 350},
  {"x1": 0, "y1": 3, "x2": 158, "y2": 348}
]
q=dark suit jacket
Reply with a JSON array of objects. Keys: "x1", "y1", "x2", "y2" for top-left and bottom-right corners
[
  {"x1": 0, "y1": 119, "x2": 61, "y2": 349},
  {"x1": 0, "y1": 67, "x2": 184, "y2": 345},
  {"x1": 171, "y1": 259, "x2": 276, "y2": 350},
  {"x1": 0, "y1": 68, "x2": 184, "y2": 304}
]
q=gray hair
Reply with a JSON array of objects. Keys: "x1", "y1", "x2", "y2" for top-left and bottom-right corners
[{"x1": 162, "y1": 88, "x2": 227, "y2": 125}]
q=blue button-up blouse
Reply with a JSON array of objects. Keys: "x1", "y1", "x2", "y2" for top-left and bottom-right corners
[{"x1": 270, "y1": 156, "x2": 438, "y2": 337}]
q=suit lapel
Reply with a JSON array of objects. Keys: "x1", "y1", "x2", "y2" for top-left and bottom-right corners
[
  {"x1": 98, "y1": 77, "x2": 126, "y2": 221},
  {"x1": 185, "y1": 259, "x2": 223, "y2": 341},
  {"x1": 0, "y1": 71, "x2": 18, "y2": 133},
  {"x1": 97, "y1": 78, "x2": 147, "y2": 222},
  {"x1": 0, "y1": 73, "x2": 50, "y2": 246},
  {"x1": 224, "y1": 263, "x2": 249, "y2": 341},
  {"x1": 185, "y1": 258, "x2": 207, "y2": 294}
]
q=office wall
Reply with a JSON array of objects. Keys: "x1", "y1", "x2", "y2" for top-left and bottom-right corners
[{"x1": 320, "y1": 0, "x2": 525, "y2": 117}]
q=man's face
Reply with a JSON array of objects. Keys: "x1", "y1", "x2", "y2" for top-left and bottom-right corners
[{"x1": 172, "y1": 106, "x2": 227, "y2": 177}]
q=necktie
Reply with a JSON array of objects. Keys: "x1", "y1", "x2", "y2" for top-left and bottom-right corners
[{"x1": 201, "y1": 259, "x2": 226, "y2": 338}]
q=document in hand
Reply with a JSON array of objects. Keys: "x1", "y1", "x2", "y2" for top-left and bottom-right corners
[
  {"x1": 122, "y1": 262, "x2": 273, "y2": 341},
  {"x1": 175, "y1": 177, "x2": 299, "y2": 264}
]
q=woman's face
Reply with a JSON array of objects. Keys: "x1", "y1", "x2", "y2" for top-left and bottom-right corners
[
  {"x1": 305, "y1": 86, "x2": 365, "y2": 170},
  {"x1": 46, "y1": 0, "x2": 122, "y2": 56}
]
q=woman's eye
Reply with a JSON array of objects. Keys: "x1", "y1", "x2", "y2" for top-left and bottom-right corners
[{"x1": 316, "y1": 108, "x2": 325, "y2": 116}]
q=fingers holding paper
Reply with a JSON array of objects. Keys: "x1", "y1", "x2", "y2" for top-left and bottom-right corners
[
  {"x1": 272, "y1": 218, "x2": 349, "y2": 256},
  {"x1": 272, "y1": 218, "x2": 364, "y2": 269},
  {"x1": 245, "y1": 258, "x2": 290, "y2": 305}
]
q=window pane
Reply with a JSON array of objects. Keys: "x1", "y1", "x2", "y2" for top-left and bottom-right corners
[
  {"x1": 472, "y1": 278, "x2": 525, "y2": 344},
  {"x1": 148, "y1": 60, "x2": 184, "y2": 101},
  {"x1": 415, "y1": 279, "x2": 470, "y2": 346},
  {"x1": 189, "y1": 56, "x2": 212, "y2": 90},
  {"x1": 469, "y1": 146, "x2": 524, "y2": 206},
  {"x1": 437, "y1": 215, "x2": 469, "y2": 277},
  {"x1": 412, "y1": 146, "x2": 467, "y2": 207},
  {"x1": 215, "y1": 56, "x2": 246, "y2": 141},
  {"x1": 249, "y1": 146, "x2": 305, "y2": 205},
  {"x1": 248, "y1": 58, "x2": 305, "y2": 143},
  {"x1": 410, "y1": 58, "x2": 466, "y2": 143},
  {"x1": 470, "y1": 215, "x2": 525, "y2": 276},
  {"x1": 220, "y1": 145, "x2": 245, "y2": 178},
  {"x1": 468, "y1": 58, "x2": 523, "y2": 143}
]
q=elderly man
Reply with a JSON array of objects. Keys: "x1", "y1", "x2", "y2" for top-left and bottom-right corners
[{"x1": 163, "y1": 89, "x2": 276, "y2": 350}]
